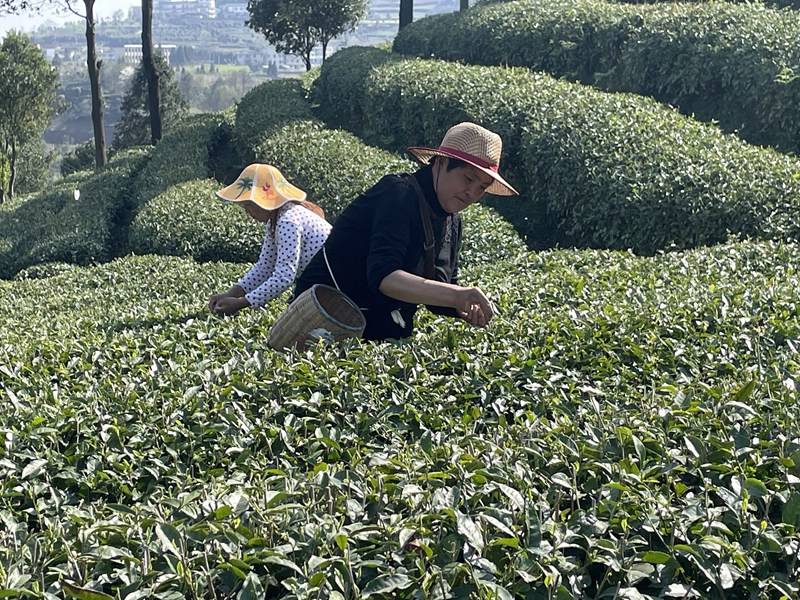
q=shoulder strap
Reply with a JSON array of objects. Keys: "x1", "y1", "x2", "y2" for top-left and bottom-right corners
[{"x1": 406, "y1": 175, "x2": 436, "y2": 279}]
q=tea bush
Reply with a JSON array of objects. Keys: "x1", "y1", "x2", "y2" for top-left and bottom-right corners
[
  {"x1": 394, "y1": 0, "x2": 800, "y2": 152},
  {"x1": 128, "y1": 178, "x2": 263, "y2": 262},
  {"x1": 60, "y1": 140, "x2": 97, "y2": 177},
  {"x1": 130, "y1": 110, "x2": 237, "y2": 209},
  {"x1": 313, "y1": 52, "x2": 800, "y2": 253},
  {"x1": 309, "y1": 46, "x2": 398, "y2": 136},
  {"x1": 127, "y1": 118, "x2": 526, "y2": 267},
  {"x1": 1, "y1": 239, "x2": 798, "y2": 598},
  {"x1": 0, "y1": 150, "x2": 148, "y2": 278},
  {"x1": 233, "y1": 78, "x2": 316, "y2": 166}
]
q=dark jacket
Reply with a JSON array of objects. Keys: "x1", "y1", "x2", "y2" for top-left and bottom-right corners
[{"x1": 294, "y1": 165, "x2": 462, "y2": 340}]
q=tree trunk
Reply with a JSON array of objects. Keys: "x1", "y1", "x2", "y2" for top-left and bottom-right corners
[
  {"x1": 322, "y1": 39, "x2": 328, "y2": 62},
  {"x1": 142, "y1": 0, "x2": 162, "y2": 144},
  {"x1": 460, "y1": 0, "x2": 469, "y2": 11},
  {"x1": 399, "y1": 0, "x2": 413, "y2": 30},
  {"x1": 84, "y1": 0, "x2": 106, "y2": 168},
  {"x1": 7, "y1": 139, "x2": 16, "y2": 200}
]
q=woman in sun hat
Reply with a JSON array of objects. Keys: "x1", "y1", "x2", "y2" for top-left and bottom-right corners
[
  {"x1": 293, "y1": 122, "x2": 519, "y2": 341},
  {"x1": 208, "y1": 163, "x2": 331, "y2": 316}
]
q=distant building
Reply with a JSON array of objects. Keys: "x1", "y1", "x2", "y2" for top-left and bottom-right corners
[
  {"x1": 217, "y1": 1, "x2": 248, "y2": 21},
  {"x1": 153, "y1": 0, "x2": 217, "y2": 20},
  {"x1": 124, "y1": 44, "x2": 178, "y2": 65}
]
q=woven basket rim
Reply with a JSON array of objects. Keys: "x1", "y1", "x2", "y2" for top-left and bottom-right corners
[{"x1": 310, "y1": 284, "x2": 366, "y2": 332}]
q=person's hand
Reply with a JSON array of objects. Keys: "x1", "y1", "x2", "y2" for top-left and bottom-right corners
[
  {"x1": 208, "y1": 292, "x2": 229, "y2": 313},
  {"x1": 455, "y1": 286, "x2": 495, "y2": 327},
  {"x1": 210, "y1": 296, "x2": 250, "y2": 316}
]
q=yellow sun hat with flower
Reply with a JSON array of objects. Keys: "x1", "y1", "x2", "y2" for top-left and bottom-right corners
[{"x1": 217, "y1": 164, "x2": 308, "y2": 210}]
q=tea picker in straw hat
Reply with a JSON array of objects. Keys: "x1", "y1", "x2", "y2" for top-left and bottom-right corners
[
  {"x1": 208, "y1": 164, "x2": 331, "y2": 316},
  {"x1": 293, "y1": 122, "x2": 519, "y2": 341}
]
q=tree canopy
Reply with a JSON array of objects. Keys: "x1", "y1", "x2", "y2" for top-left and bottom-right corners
[
  {"x1": 247, "y1": 0, "x2": 368, "y2": 71},
  {"x1": 0, "y1": 31, "x2": 58, "y2": 200},
  {"x1": 1, "y1": 0, "x2": 108, "y2": 169},
  {"x1": 112, "y1": 52, "x2": 189, "y2": 150}
]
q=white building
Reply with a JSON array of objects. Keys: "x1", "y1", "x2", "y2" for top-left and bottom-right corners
[
  {"x1": 124, "y1": 44, "x2": 178, "y2": 65},
  {"x1": 153, "y1": 0, "x2": 217, "y2": 20},
  {"x1": 217, "y1": 2, "x2": 248, "y2": 20}
]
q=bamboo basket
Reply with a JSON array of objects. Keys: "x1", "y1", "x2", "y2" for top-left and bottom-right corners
[{"x1": 267, "y1": 284, "x2": 366, "y2": 351}]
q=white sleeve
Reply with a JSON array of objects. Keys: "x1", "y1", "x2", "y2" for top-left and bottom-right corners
[
  {"x1": 244, "y1": 218, "x2": 302, "y2": 307},
  {"x1": 237, "y1": 225, "x2": 277, "y2": 294}
]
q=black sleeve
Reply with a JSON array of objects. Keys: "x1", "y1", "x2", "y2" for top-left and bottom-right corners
[{"x1": 365, "y1": 178, "x2": 418, "y2": 295}]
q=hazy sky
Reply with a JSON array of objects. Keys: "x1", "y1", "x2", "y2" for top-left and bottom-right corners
[{"x1": 0, "y1": 0, "x2": 139, "y2": 37}]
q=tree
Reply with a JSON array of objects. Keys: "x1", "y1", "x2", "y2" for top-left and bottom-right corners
[
  {"x1": 247, "y1": 0, "x2": 368, "y2": 71},
  {"x1": 141, "y1": 0, "x2": 162, "y2": 144},
  {"x1": 0, "y1": 151, "x2": 9, "y2": 204},
  {"x1": 0, "y1": 31, "x2": 58, "y2": 201},
  {"x1": 460, "y1": 0, "x2": 469, "y2": 10},
  {"x1": 315, "y1": 0, "x2": 368, "y2": 61},
  {"x1": 399, "y1": 0, "x2": 412, "y2": 30},
  {"x1": 112, "y1": 52, "x2": 189, "y2": 150},
  {"x1": 0, "y1": 0, "x2": 107, "y2": 169}
]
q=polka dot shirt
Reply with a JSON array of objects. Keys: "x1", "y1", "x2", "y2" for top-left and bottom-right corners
[{"x1": 237, "y1": 203, "x2": 331, "y2": 308}]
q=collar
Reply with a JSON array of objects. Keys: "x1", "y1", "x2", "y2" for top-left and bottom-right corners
[{"x1": 413, "y1": 165, "x2": 449, "y2": 218}]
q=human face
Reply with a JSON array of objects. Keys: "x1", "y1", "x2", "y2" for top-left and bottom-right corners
[
  {"x1": 433, "y1": 158, "x2": 495, "y2": 214},
  {"x1": 241, "y1": 201, "x2": 273, "y2": 222}
]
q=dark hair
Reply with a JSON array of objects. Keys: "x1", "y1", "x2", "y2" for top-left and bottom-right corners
[{"x1": 433, "y1": 156, "x2": 468, "y2": 171}]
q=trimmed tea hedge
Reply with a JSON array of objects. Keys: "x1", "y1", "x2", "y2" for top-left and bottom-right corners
[
  {"x1": 130, "y1": 110, "x2": 237, "y2": 209},
  {"x1": 395, "y1": 0, "x2": 800, "y2": 153},
  {"x1": 233, "y1": 78, "x2": 316, "y2": 166},
  {"x1": 253, "y1": 119, "x2": 527, "y2": 264},
  {"x1": 0, "y1": 149, "x2": 149, "y2": 278},
  {"x1": 1, "y1": 238, "x2": 799, "y2": 598},
  {"x1": 312, "y1": 49, "x2": 800, "y2": 253},
  {"x1": 128, "y1": 120, "x2": 526, "y2": 267},
  {"x1": 128, "y1": 178, "x2": 264, "y2": 263}
]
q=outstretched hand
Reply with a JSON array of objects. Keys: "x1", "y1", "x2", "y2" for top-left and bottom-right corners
[
  {"x1": 456, "y1": 287, "x2": 495, "y2": 327},
  {"x1": 209, "y1": 294, "x2": 250, "y2": 316}
]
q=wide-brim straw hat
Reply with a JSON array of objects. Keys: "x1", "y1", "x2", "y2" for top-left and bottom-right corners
[
  {"x1": 217, "y1": 163, "x2": 325, "y2": 218},
  {"x1": 407, "y1": 122, "x2": 519, "y2": 197}
]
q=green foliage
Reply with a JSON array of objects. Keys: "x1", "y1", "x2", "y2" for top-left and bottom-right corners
[
  {"x1": 394, "y1": 0, "x2": 800, "y2": 153},
  {"x1": 253, "y1": 120, "x2": 415, "y2": 220},
  {"x1": 60, "y1": 141, "x2": 96, "y2": 178},
  {"x1": 1, "y1": 239, "x2": 799, "y2": 597},
  {"x1": 309, "y1": 46, "x2": 397, "y2": 134},
  {"x1": 246, "y1": 0, "x2": 369, "y2": 70},
  {"x1": 232, "y1": 78, "x2": 316, "y2": 165},
  {"x1": 313, "y1": 53, "x2": 800, "y2": 253},
  {"x1": 0, "y1": 31, "x2": 59, "y2": 198},
  {"x1": 128, "y1": 116, "x2": 524, "y2": 266},
  {"x1": 0, "y1": 151, "x2": 146, "y2": 278},
  {"x1": 130, "y1": 110, "x2": 237, "y2": 209},
  {"x1": 12, "y1": 138, "x2": 56, "y2": 196},
  {"x1": 113, "y1": 52, "x2": 190, "y2": 150},
  {"x1": 128, "y1": 178, "x2": 263, "y2": 262}
]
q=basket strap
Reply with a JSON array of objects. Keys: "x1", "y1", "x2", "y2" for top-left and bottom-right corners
[
  {"x1": 324, "y1": 245, "x2": 368, "y2": 311},
  {"x1": 323, "y1": 246, "x2": 340, "y2": 291},
  {"x1": 406, "y1": 175, "x2": 436, "y2": 280}
]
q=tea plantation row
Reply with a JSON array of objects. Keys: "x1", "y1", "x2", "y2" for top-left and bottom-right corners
[
  {"x1": 5, "y1": 37, "x2": 800, "y2": 276},
  {"x1": 426, "y1": 0, "x2": 800, "y2": 152},
  {"x1": 2, "y1": 235, "x2": 799, "y2": 598},
  {"x1": 312, "y1": 46, "x2": 800, "y2": 254},
  {"x1": 1, "y1": 30, "x2": 799, "y2": 599}
]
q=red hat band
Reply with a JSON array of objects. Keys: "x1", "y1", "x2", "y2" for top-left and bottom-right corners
[{"x1": 438, "y1": 146, "x2": 499, "y2": 172}]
